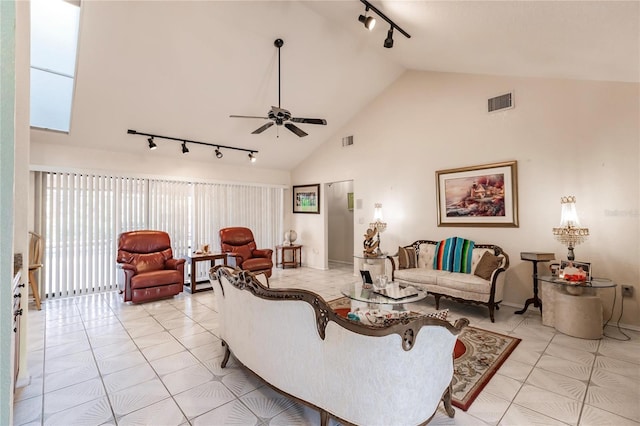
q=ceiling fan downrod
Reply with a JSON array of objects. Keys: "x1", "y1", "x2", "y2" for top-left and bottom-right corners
[{"x1": 275, "y1": 38, "x2": 283, "y2": 109}]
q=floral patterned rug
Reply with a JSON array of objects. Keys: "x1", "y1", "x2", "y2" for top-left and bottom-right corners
[{"x1": 452, "y1": 326, "x2": 521, "y2": 411}]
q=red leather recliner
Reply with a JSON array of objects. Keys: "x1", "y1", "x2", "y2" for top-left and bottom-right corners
[
  {"x1": 117, "y1": 230, "x2": 185, "y2": 303},
  {"x1": 219, "y1": 227, "x2": 273, "y2": 278}
]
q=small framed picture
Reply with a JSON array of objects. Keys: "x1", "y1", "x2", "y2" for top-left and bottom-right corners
[
  {"x1": 293, "y1": 184, "x2": 320, "y2": 214},
  {"x1": 560, "y1": 260, "x2": 591, "y2": 281}
]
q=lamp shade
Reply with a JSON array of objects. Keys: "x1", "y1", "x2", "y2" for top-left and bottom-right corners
[
  {"x1": 373, "y1": 203, "x2": 384, "y2": 222},
  {"x1": 559, "y1": 196, "x2": 581, "y2": 227},
  {"x1": 552, "y1": 196, "x2": 589, "y2": 260}
]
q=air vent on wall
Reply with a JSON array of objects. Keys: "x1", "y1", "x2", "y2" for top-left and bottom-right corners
[
  {"x1": 488, "y1": 92, "x2": 514, "y2": 113},
  {"x1": 342, "y1": 135, "x2": 354, "y2": 147}
]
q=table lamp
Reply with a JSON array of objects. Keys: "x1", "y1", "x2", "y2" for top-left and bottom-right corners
[{"x1": 552, "y1": 196, "x2": 589, "y2": 260}]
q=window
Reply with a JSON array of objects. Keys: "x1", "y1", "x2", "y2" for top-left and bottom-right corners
[
  {"x1": 34, "y1": 172, "x2": 284, "y2": 298},
  {"x1": 30, "y1": 0, "x2": 80, "y2": 132}
]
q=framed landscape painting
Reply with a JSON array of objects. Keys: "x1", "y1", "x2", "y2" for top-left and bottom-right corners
[
  {"x1": 436, "y1": 161, "x2": 518, "y2": 227},
  {"x1": 293, "y1": 184, "x2": 320, "y2": 214}
]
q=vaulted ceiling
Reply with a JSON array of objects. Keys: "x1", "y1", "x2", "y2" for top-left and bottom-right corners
[{"x1": 35, "y1": 1, "x2": 639, "y2": 170}]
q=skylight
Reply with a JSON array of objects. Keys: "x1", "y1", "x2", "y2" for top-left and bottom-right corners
[{"x1": 30, "y1": 0, "x2": 80, "y2": 132}]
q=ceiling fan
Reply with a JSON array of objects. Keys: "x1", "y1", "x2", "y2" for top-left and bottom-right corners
[{"x1": 230, "y1": 38, "x2": 327, "y2": 138}]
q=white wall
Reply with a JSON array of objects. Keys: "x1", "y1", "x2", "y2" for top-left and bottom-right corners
[
  {"x1": 0, "y1": 2, "x2": 16, "y2": 422},
  {"x1": 14, "y1": 0, "x2": 31, "y2": 386},
  {"x1": 292, "y1": 70, "x2": 640, "y2": 328},
  {"x1": 30, "y1": 138, "x2": 290, "y2": 187}
]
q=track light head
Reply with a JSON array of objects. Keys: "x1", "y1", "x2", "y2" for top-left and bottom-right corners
[
  {"x1": 181, "y1": 141, "x2": 189, "y2": 154},
  {"x1": 355, "y1": 1, "x2": 410, "y2": 47},
  {"x1": 358, "y1": 12, "x2": 376, "y2": 30},
  {"x1": 148, "y1": 137, "x2": 157, "y2": 150},
  {"x1": 384, "y1": 27, "x2": 394, "y2": 48},
  {"x1": 248, "y1": 152, "x2": 256, "y2": 163},
  {"x1": 215, "y1": 147, "x2": 223, "y2": 159}
]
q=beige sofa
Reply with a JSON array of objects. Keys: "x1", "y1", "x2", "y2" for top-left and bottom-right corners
[
  {"x1": 210, "y1": 266, "x2": 468, "y2": 426},
  {"x1": 389, "y1": 239, "x2": 509, "y2": 322}
]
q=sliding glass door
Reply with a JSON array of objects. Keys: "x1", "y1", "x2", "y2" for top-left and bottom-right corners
[{"x1": 34, "y1": 171, "x2": 283, "y2": 299}]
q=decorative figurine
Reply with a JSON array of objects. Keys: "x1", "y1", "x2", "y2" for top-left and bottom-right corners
[{"x1": 363, "y1": 227, "x2": 379, "y2": 257}]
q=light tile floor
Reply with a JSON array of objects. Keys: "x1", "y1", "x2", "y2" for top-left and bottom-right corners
[{"x1": 13, "y1": 262, "x2": 640, "y2": 425}]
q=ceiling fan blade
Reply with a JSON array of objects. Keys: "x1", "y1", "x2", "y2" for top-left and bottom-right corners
[
  {"x1": 230, "y1": 114, "x2": 269, "y2": 119},
  {"x1": 252, "y1": 122, "x2": 275, "y2": 134},
  {"x1": 284, "y1": 123, "x2": 308, "y2": 137},
  {"x1": 290, "y1": 117, "x2": 327, "y2": 125}
]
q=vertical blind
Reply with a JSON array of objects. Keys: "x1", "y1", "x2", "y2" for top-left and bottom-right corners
[{"x1": 34, "y1": 171, "x2": 284, "y2": 298}]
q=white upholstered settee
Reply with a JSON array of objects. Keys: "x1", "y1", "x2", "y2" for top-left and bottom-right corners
[
  {"x1": 210, "y1": 266, "x2": 468, "y2": 426},
  {"x1": 389, "y1": 239, "x2": 510, "y2": 322}
]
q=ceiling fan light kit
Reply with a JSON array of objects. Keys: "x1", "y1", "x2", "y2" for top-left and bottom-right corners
[
  {"x1": 230, "y1": 38, "x2": 327, "y2": 138},
  {"x1": 128, "y1": 129, "x2": 257, "y2": 162},
  {"x1": 358, "y1": 0, "x2": 410, "y2": 48}
]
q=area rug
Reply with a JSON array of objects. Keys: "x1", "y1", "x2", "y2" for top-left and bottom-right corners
[
  {"x1": 451, "y1": 326, "x2": 520, "y2": 410},
  {"x1": 327, "y1": 297, "x2": 521, "y2": 411}
]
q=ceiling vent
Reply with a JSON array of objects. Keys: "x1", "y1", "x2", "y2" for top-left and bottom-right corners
[
  {"x1": 488, "y1": 92, "x2": 514, "y2": 113},
  {"x1": 342, "y1": 135, "x2": 354, "y2": 147}
]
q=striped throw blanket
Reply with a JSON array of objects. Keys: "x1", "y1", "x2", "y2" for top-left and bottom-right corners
[{"x1": 434, "y1": 237, "x2": 475, "y2": 273}]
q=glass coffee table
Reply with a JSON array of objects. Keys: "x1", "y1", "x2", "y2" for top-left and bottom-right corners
[
  {"x1": 537, "y1": 275, "x2": 616, "y2": 295},
  {"x1": 341, "y1": 282, "x2": 427, "y2": 311}
]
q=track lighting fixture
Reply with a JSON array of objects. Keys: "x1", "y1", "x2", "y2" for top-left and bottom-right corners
[
  {"x1": 384, "y1": 27, "x2": 394, "y2": 48},
  {"x1": 358, "y1": 7, "x2": 376, "y2": 30},
  {"x1": 128, "y1": 130, "x2": 257, "y2": 161},
  {"x1": 357, "y1": 0, "x2": 410, "y2": 48}
]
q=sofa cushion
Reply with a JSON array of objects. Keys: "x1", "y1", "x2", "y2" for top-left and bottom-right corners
[
  {"x1": 425, "y1": 309, "x2": 449, "y2": 321},
  {"x1": 130, "y1": 269, "x2": 182, "y2": 289},
  {"x1": 437, "y1": 273, "x2": 494, "y2": 294},
  {"x1": 398, "y1": 246, "x2": 417, "y2": 269},
  {"x1": 416, "y1": 243, "x2": 436, "y2": 269},
  {"x1": 232, "y1": 245, "x2": 253, "y2": 264},
  {"x1": 474, "y1": 251, "x2": 502, "y2": 280},
  {"x1": 242, "y1": 257, "x2": 273, "y2": 272},
  {"x1": 394, "y1": 268, "x2": 449, "y2": 285},
  {"x1": 131, "y1": 251, "x2": 167, "y2": 273}
]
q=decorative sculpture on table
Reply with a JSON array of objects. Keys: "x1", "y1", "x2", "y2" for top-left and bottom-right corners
[
  {"x1": 363, "y1": 227, "x2": 379, "y2": 257},
  {"x1": 363, "y1": 203, "x2": 387, "y2": 257}
]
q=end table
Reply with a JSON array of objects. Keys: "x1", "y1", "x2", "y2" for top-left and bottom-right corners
[
  {"x1": 186, "y1": 253, "x2": 227, "y2": 293},
  {"x1": 515, "y1": 252, "x2": 555, "y2": 315},
  {"x1": 276, "y1": 244, "x2": 302, "y2": 268}
]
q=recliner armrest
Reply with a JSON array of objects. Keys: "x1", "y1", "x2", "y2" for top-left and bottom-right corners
[
  {"x1": 253, "y1": 248, "x2": 273, "y2": 259},
  {"x1": 165, "y1": 258, "x2": 186, "y2": 270},
  {"x1": 118, "y1": 263, "x2": 137, "y2": 273}
]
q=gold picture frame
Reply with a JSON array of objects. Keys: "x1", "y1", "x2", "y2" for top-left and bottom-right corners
[{"x1": 436, "y1": 160, "x2": 519, "y2": 227}]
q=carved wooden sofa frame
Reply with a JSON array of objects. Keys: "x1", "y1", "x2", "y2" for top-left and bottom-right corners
[
  {"x1": 210, "y1": 265, "x2": 468, "y2": 426},
  {"x1": 389, "y1": 240, "x2": 510, "y2": 322}
]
